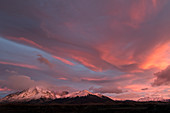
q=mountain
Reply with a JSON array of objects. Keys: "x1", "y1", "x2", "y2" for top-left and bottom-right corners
[
  {"x1": 62, "y1": 90, "x2": 103, "y2": 98},
  {"x1": 138, "y1": 97, "x2": 166, "y2": 102},
  {"x1": 50, "y1": 90, "x2": 113, "y2": 104},
  {"x1": 0, "y1": 87, "x2": 113, "y2": 104},
  {"x1": 51, "y1": 94, "x2": 113, "y2": 104},
  {"x1": 0, "y1": 87, "x2": 56, "y2": 102}
]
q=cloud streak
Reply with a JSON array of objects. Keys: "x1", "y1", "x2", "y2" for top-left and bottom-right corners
[
  {"x1": 0, "y1": 61, "x2": 40, "y2": 70},
  {"x1": 53, "y1": 55, "x2": 75, "y2": 66}
]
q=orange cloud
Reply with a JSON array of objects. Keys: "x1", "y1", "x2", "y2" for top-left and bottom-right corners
[
  {"x1": 95, "y1": 38, "x2": 170, "y2": 72},
  {"x1": 140, "y1": 42, "x2": 170, "y2": 70},
  {"x1": 95, "y1": 42, "x2": 136, "y2": 69},
  {"x1": 0, "y1": 61, "x2": 40, "y2": 70},
  {"x1": 81, "y1": 77, "x2": 108, "y2": 82},
  {"x1": 57, "y1": 77, "x2": 68, "y2": 80}
]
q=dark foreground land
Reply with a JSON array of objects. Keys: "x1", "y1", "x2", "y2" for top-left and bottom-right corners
[{"x1": 1, "y1": 102, "x2": 170, "y2": 113}]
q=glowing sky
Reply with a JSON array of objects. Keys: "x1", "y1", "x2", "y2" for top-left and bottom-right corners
[{"x1": 0, "y1": 0, "x2": 170, "y2": 100}]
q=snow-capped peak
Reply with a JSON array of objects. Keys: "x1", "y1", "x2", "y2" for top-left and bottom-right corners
[
  {"x1": 0, "y1": 86, "x2": 56, "y2": 102},
  {"x1": 63, "y1": 90, "x2": 93, "y2": 98},
  {"x1": 0, "y1": 87, "x2": 107, "y2": 102}
]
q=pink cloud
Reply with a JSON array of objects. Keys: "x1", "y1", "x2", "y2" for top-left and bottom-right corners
[
  {"x1": 0, "y1": 87, "x2": 11, "y2": 91},
  {"x1": 140, "y1": 42, "x2": 170, "y2": 70},
  {"x1": 81, "y1": 77, "x2": 108, "y2": 82},
  {"x1": 0, "y1": 61, "x2": 40, "y2": 70},
  {"x1": 53, "y1": 55, "x2": 75, "y2": 66},
  {"x1": 7, "y1": 36, "x2": 43, "y2": 48},
  {"x1": 72, "y1": 56, "x2": 103, "y2": 72},
  {"x1": 57, "y1": 77, "x2": 68, "y2": 80}
]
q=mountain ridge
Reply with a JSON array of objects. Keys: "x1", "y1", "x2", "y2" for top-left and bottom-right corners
[{"x1": 0, "y1": 86, "x2": 113, "y2": 104}]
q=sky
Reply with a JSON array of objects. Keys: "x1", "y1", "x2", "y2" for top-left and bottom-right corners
[{"x1": 0, "y1": 0, "x2": 170, "y2": 100}]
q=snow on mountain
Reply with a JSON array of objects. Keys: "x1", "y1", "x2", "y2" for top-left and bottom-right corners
[
  {"x1": 62, "y1": 90, "x2": 103, "y2": 98},
  {"x1": 138, "y1": 97, "x2": 165, "y2": 102},
  {"x1": 2, "y1": 87, "x2": 169, "y2": 103},
  {"x1": 61, "y1": 90, "x2": 92, "y2": 98},
  {"x1": 0, "y1": 86, "x2": 56, "y2": 102},
  {"x1": 0, "y1": 87, "x2": 106, "y2": 102}
]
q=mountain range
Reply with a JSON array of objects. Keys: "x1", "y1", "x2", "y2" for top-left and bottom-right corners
[
  {"x1": 1, "y1": 87, "x2": 169, "y2": 104},
  {"x1": 0, "y1": 86, "x2": 113, "y2": 104}
]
